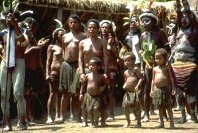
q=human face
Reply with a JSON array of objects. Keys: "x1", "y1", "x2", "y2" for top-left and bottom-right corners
[
  {"x1": 68, "y1": 18, "x2": 80, "y2": 32},
  {"x1": 57, "y1": 30, "x2": 65, "y2": 42},
  {"x1": 141, "y1": 17, "x2": 152, "y2": 31},
  {"x1": 130, "y1": 21, "x2": 138, "y2": 32},
  {"x1": 87, "y1": 22, "x2": 99, "y2": 38},
  {"x1": 181, "y1": 13, "x2": 190, "y2": 28},
  {"x1": 123, "y1": 55, "x2": 135, "y2": 69},
  {"x1": 89, "y1": 61, "x2": 99, "y2": 73},
  {"x1": 101, "y1": 23, "x2": 111, "y2": 38},
  {"x1": 155, "y1": 53, "x2": 166, "y2": 66}
]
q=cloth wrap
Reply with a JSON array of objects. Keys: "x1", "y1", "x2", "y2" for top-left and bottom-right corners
[
  {"x1": 122, "y1": 90, "x2": 141, "y2": 107},
  {"x1": 82, "y1": 92, "x2": 107, "y2": 112},
  {"x1": 152, "y1": 86, "x2": 172, "y2": 108},
  {"x1": 59, "y1": 61, "x2": 79, "y2": 94}
]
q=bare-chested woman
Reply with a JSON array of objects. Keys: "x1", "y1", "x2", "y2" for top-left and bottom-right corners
[
  {"x1": 100, "y1": 20, "x2": 121, "y2": 120},
  {"x1": 46, "y1": 28, "x2": 65, "y2": 124},
  {"x1": 58, "y1": 14, "x2": 86, "y2": 123},
  {"x1": 79, "y1": 19, "x2": 108, "y2": 126}
]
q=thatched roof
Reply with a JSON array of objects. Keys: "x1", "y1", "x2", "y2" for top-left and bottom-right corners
[{"x1": 19, "y1": 0, "x2": 129, "y2": 15}]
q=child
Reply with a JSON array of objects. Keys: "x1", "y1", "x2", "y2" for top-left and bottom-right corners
[
  {"x1": 150, "y1": 48, "x2": 175, "y2": 128},
  {"x1": 122, "y1": 52, "x2": 144, "y2": 128},
  {"x1": 80, "y1": 57, "x2": 107, "y2": 128}
]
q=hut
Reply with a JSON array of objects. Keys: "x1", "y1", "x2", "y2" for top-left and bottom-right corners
[{"x1": 18, "y1": 0, "x2": 130, "y2": 40}]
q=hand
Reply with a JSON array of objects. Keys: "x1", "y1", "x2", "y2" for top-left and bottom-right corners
[
  {"x1": 79, "y1": 94, "x2": 84, "y2": 101},
  {"x1": 46, "y1": 75, "x2": 50, "y2": 81},
  {"x1": 150, "y1": 91, "x2": 153, "y2": 97},
  {"x1": 134, "y1": 86, "x2": 139, "y2": 92},
  {"x1": 80, "y1": 73, "x2": 86, "y2": 83},
  {"x1": 38, "y1": 38, "x2": 49, "y2": 47}
]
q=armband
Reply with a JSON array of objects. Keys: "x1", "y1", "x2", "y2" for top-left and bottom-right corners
[{"x1": 16, "y1": 34, "x2": 23, "y2": 39}]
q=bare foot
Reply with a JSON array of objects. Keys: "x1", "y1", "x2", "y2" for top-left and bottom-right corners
[
  {"x1": 123, "y1": 122, "x2": 130, "y2": 128},
  {"x1": 3, "y1": 125, "x2": 12, "y2": 132},
  {"x1": 81, "y1": 122, "x2": 88, "y2": 127},
  {"x1": 54, "y1": 117, "x2": 64, "y2": 124},
  {"x1": 46, "y1": 117, "x2": 53, "y2": 124},
  {"x1": 141, "y1": 117, "x2": 149, "y2": 122}
]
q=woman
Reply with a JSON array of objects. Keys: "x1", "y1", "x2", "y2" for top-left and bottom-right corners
[{"x1": 45, "y1": 28, "x2": 65, "y2": 124}]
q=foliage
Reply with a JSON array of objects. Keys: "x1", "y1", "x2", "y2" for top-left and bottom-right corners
[{"x1": 141, "y1": 40, "x2": 157, "y2": 63}]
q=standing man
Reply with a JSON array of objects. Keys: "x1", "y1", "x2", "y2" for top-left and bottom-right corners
[
  {"x1": 139, "y1": 11, "x2": 168, "y2": 122},
  {"x1": 0, "y1": 12, "x2": 28, "y2": 131},
  {"x1": 58, "y1": 14, "x2": 86, "y2": 123}
]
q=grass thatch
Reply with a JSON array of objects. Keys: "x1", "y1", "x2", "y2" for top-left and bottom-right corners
[{"x1": 19, "y1": 0, "x2": 129, "y2": 15}]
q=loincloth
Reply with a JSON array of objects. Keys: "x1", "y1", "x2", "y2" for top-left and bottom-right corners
[
  {"x1": 122, "y1": 90, "x2": 141, "y2": 108},
  {"x1": 82, "y1": 92, "x2": 107, "y2": 112},
  {"x1": 152, "y1": 86, "x2": 172, "y2": 108},
  {"x1": 59, "y1": 61, "x2": 78, "y2": 94},
  {"x1": 171, "y1": 61, "x2": 197, "y2": 95}
]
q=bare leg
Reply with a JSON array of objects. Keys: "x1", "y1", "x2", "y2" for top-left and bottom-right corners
[
  {"x1": 134, "y1": 102, "x2": 141, "y2": 128},
  {"x1": 46, "y1": 83, "x2": 55, "y2": 124},
  {"x1": 123, "y1": 107, "x2": 130, "y2": 128},
  {"x1": 54, "y1": 90, "x2": 61, "y2": 123},
  {"x1": 157, "y1": 106, "x2": 165, "y2": 128},
  {"x1": 100, "y1": 109, "x2": 107, "y2": 127},
  {"x1": 59, "y1": 90, "x2": 70, "y2": 123},
  {"x1": 167, "y1": 107, "x2": 175, "y2": 128},
  {"x1": 89, "y1": 110, "x2": 94, "y2": 127},
  {"x1": 108, "y1": 83, "x2": 115, "y2": 120},
  {"x1": 93, "y1": 108, "x2": 99, "y2": 128},
  {"x1": 81, "y1": 107, "x2": 88, "y2": 127},
  {"x1": 72, "y1": 95, "x2": 82, "y2": 122}
]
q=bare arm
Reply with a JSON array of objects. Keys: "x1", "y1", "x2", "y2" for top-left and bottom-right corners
[
  {"x1": 46, "y1": 45, "x2": 53, "y2": 80},
  {"x1": 168, "y1": 65, "x2": 176, "y2": 95},
  {"x1": 150, "y1": 68, "x2": 156, "y2": 96},
  {"x1": 102, "y1": 39, "x2": 108, "y2": 74},
  {"x1": 78, "y1": 40, "x2": 85, "y2": 74}
]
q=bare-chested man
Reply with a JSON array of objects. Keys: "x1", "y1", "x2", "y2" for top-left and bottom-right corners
[
  {"x1": 150, "y1": 48, "x2": 175, "y2": 128},
  {"x1": 58, "y1": 14, "x2": 86, "y2": 123},
  {"x1": 46, "y1": 28, "x2": 65, "y2": 124},
  {"x1": 81, "y1": 57, "x2": 108, "y2": 128},
  {"x1": 79, "y1": 18, "x2": 108, "y2": 126}
]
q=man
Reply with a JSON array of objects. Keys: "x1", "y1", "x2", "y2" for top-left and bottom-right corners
[
  {"x1": 0, "y1": 12, "x2": 28, "y2": 131},
  {"x1": 139, "y1": 11, "x2": 168, "y2": 122},
  {"x1": 171, "y1": 0, "x2": 198, "y2": 124},
  {"x1": 58, "y1": 14, "x2": 86, "y2": 123}
]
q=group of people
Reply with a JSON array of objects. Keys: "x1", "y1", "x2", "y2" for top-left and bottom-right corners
[{"x1": 0, "y1": 0, "x2": 198, "y2": 131}]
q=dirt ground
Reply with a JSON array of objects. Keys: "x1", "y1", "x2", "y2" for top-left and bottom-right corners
[{"x1": 1, "y1": 106, "x2": 198, "y2": 133}]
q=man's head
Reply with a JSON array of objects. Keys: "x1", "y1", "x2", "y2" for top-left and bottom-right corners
[{"x1": 139, "y1": 11, "x2": 158, "y2": 31}]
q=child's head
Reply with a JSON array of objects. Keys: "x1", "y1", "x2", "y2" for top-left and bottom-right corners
[
  {"x1": 89, "y1": 57, "x2": 102, "y2": 72},
  {"x1": 123, "y1": 52, "x2": 136, "y2": 68},
  {"x1": 155, "y1": 48, "x2": 168, "y2": 66}
]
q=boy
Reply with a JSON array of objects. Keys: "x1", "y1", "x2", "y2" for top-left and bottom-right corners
[
  {"x1": 150, "y1": 48, "x2": 175, "y2": 128},
  {"x1": 122, "y1": 52, "x2": 143, "y2": 128},
  {"x1": 80, "y1": 57, "x2": 107, "y2": 128}
]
